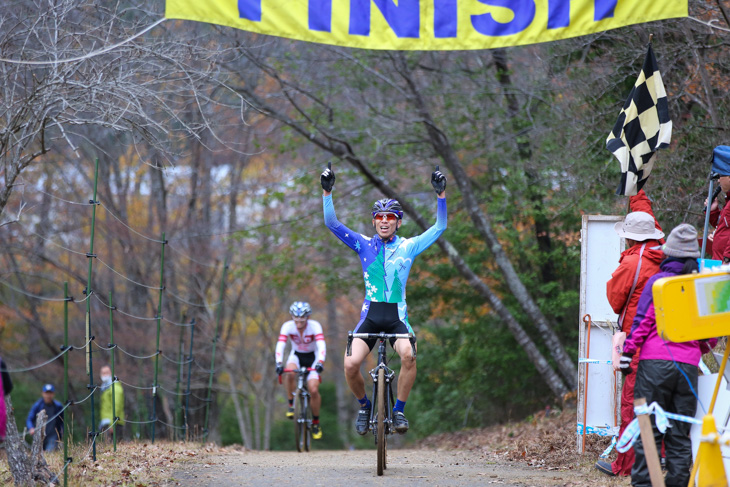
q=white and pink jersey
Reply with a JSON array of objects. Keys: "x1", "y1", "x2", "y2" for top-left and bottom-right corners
[{"x1": 275, "y1": 320, "x2": 326, "y2": 364}]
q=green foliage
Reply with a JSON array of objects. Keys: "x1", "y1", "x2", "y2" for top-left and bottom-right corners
[
  {"x1": 407, "y1": 317, "x2": 553, "y2": 438},
  {"x1": 218, "y1": 398, "x2": 242, "y2": 446},
  {"x1": 218, "y1": 382, "x2": 374, "y2": 450}
]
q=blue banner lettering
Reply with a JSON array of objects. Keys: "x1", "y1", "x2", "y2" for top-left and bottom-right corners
[
  {"x1": 471, "y1": 0, "x2": 536, "y2": 37},
  {"x1": 435, "y1": 0, "x2": 457, "y2": 38},
  {"x1": 548, "y1": 0, "x2": 569, "y2": 29},
  {"x1": 349, "y1": 0, "x2": 420, "y2": 38},
  {"x1": 238, "y1": 0, "x2": 261, "y2": 21},
  {"x1": 594, "y1": 0, "x2": 618, "y2": 20},
  {"x1": 309, "y1": 0, "x2": 332, "y2": 32}
]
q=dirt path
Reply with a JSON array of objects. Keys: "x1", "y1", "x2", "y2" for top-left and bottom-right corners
[{"x1": 171, "y1": 448, "x2": 626, "y2": 487}]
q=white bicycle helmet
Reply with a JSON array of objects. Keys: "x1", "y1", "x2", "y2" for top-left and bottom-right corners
[{"x1": 289, "y1": 301, "x2": 312, "y2": 318}]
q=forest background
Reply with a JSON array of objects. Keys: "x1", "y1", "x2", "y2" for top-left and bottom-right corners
[{"x1": 0, "y1": 0, "x2": 728, "y2": 451}]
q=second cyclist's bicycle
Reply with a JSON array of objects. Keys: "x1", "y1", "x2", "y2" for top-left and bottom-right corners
[
  {"x1": 279, "y1": 366, "x2": 317, "y2": 452},
  {"x1": 346, "y1": 331, "x2": 416, "y2": 476}
]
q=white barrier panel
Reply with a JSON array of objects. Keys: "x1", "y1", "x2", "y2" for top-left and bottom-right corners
[
  {"x1": 577, "y1": 215, "x2": 624, "y2": 452},
  {"x1": 691, "y1": 373, "x2": 730, "y2": 473}
]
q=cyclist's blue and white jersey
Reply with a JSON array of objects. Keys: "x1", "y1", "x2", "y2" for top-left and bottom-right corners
[{"x1": 323, "y1": 194, "x2": 447, "y2": 329}]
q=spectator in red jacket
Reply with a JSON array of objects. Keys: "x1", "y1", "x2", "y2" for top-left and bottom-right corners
[
  {"x1": 707, "y1": 145, "x2": 730, "y2": 261},
  {"x1": 708, "y1": 174, "x2": 730, "y2": 263},
  {"x1": 596, "y1": 189, "x2": 664, "y2": 477}
]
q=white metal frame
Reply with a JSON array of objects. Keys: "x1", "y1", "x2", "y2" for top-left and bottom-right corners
[{"x1": 577, "y1": 214, "x2": 624, "y2": 453}]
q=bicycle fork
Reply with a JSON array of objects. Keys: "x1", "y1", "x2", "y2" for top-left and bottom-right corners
[
  {"x1": 297, "y1": 374, "x2": 311, "y2": 429},
  {"x1": 370, "y1": 363, "x2": 396, "y2": 437}
]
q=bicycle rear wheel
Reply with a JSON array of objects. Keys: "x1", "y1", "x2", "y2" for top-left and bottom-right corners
[
  {"x1": 294, "y1": 393, "x2": 305, "y2": 452},
  {"x1": 376, "y1": 368, "x2": 386, "y2": 476}
]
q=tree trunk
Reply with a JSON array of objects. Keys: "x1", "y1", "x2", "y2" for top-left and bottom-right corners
[
  {"x1": 491, "y1": 49, "x2": 556, "y2": 284},
  {"x1": 393, "y1": 52, "x2": 577, "y2": 390},
  {"x1": 5, "y1": 396, "x2": 53, "y2": 486},
  {"x1": 263, "y1": 383, "x2": 273, "y2": 451},
  {"x1": 241, "y1": 392, "x2": 254, "y2": 449},
  {"x1": 328, "y1": 298, "x2": 352, "y2": 448},
  {"x1": 253, "y1": 392, "x2": 261, "y2": 450},
  {"x1": 227, "y1": 369, "x2": 252, "y2": 448}
]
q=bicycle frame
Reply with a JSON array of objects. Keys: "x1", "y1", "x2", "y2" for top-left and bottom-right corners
[
  {"x1": 347, "y1": 331, "x2": 416, "y2": 475},
  {"x1": 279, "y1": 366, "x2": 317, "y2": 452},
  {"x1": 295, "y1": 368, "x2": 310, "y2": 424},
  {"x1": 346, "y1": 331, "x2": 416, "y2": 436},
  {"x1": 370, "y1": 338, "x2": 397, "y2": 436}
]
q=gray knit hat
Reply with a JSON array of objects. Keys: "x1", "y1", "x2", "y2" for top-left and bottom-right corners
[{"x1": 662, "y1": 223, "x2": 700, "y2": 258}]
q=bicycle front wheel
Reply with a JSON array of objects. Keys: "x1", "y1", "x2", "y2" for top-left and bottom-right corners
[
  {"x1": 376, "y1": 368, "x2": 386, "y2": 476},
  {"x1": 294, "y1": 393, "x2": 305, "y2": 452},
  {"x1": 303, "y1": 395, "x2": 311, "y2": 452}
]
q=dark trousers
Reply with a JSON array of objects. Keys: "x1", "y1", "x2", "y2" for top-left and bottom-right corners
[
  {"x1": 43, "y1": 434, "x2": 59, "y2": 452},
  {"x1": 632, "y1": 359, "x2": 697, "y2": 487}
]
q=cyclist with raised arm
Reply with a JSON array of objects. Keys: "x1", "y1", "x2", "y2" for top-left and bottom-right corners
[
  {"x1": 275, "y1": 301, "x2": 326, "y2": 440},
  {"x1": 320, "y1": 163, "x2": 447, "y2": 435}
]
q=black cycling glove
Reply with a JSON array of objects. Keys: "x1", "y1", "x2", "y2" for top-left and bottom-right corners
[
  {"x1": 276, "y1": 362, "x2": 284, "y2": 375},
  {"x1": 315, "y1": 361, "x2": 324, "y2": 373},
  {"x1": 321, "y1": 162, "x2": 336, "y2": 192},
  {"x1": 431, "y1": 165, "x2": 446, "y2": 194}
]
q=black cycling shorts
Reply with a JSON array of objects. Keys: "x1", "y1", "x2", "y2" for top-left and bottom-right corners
[
  {"x1": 353, "y1": 302, "x2": 410, "y2": 351},
  {"x1": 294, "y1": 351, "x2": 315, "y2": 368}
]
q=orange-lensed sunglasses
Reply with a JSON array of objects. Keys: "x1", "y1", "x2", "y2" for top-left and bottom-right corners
[{"x1": 373, "y1": 213, "x2": 398, "y2": 222}]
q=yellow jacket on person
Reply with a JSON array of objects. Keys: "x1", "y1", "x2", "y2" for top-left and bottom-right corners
[{"x1": 100, "y1": 382, "x2": 125, "y2": 425}]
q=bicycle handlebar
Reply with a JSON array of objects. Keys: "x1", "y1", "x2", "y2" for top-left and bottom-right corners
[
  {"x1": 346, "y1": 331, "x2": 416, "y2": 359},
  {"x1": 278, "y1": 367, "x2": 318, "y2": 384}
]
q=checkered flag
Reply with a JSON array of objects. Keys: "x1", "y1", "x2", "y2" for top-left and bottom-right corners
[{"x1": 606, "y1": 44, "x2": 672, "y2": 196}]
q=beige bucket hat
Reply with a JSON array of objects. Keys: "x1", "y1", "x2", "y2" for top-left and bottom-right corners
[{"x1": 614, "y1": 211, "x2": 665, "y2": 241}]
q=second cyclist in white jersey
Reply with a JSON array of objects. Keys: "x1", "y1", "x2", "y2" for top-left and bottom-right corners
[{"x1": 275, "y1": 301, "x2": 326, "y2": 439}]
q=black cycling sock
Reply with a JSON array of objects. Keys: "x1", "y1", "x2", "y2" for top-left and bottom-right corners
[
  {"x1": 312, "y1": 416, "x2": 319, "y2": 424},
  {"x1": 288, "y1": 399, "x2": 293, "y2": 407}
]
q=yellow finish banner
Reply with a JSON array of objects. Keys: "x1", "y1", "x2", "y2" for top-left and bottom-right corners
[{"x1": 165, "y1": 0, "x2": 688, "y2": 51}]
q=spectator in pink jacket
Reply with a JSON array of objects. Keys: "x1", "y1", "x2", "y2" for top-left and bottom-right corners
[{"x1": 619, "y1": 223, "x2": 717, "y2": 487}]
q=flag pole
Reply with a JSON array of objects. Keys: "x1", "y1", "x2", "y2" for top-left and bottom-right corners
[
  {"x1": 701, "y1": 175, "x2": 715, "y2": 260},
  {"x1": 631, "y1": 34, "x2": 651, "y2": 216}
]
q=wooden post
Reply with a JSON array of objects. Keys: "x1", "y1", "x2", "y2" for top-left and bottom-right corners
[{"x1": 635, "y1": 397, "x2": 665, "y2": 487}]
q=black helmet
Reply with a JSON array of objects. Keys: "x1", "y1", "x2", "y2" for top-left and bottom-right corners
[{"x1": 371, "y1": 199, "x2": 403, "y2": 219}]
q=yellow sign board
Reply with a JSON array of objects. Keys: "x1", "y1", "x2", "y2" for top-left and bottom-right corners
[
  {"x1": 165, "y1": 0, "x2": 688, "y2": 51},
  {"x1": 654, "y1": 271, "x2": 730, "y2": 342}
]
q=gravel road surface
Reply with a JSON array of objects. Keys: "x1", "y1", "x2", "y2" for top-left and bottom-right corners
[{"x1": 172, "y1": 448, "x2": 609, "y2": 486}]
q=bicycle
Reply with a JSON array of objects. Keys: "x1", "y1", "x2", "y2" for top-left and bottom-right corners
[
  {"x1": 279, "y1": 366, "x2": 317, "y2": 452},
  {"x1": 346, "y1": 331, "x2": 416, "y2": 476}
]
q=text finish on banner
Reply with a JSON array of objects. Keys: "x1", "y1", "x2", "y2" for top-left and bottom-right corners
[{"x1": 165, "y1": 0, "x2": 688, "y2": 51}]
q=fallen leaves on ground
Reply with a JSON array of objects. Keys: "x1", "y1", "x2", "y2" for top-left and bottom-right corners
[
  {"x1": 419, "y1": 407, "x2": 618, "y2": 471},
  {"x1": 0, "y1": 440, "x2": 225, "y2": 486}
]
